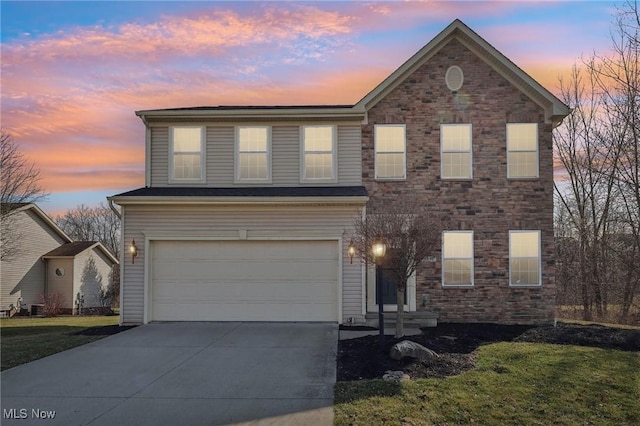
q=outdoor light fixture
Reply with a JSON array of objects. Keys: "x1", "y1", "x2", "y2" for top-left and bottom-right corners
[
  {"x1": 130, "y1": 239, "x2": 138, "y2": 264},
  {"x1": 372, "y1": 238, "x2": 387, "y2": 262},
  {"x1": 348, "y1": 240, "x2": 356, "y2": 264}
]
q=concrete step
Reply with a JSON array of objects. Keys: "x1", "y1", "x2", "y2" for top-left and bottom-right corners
[{"x1": 365, "y1": 311, "x2": 438, "y2": 328}]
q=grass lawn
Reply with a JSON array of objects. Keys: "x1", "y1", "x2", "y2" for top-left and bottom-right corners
[
  {"x1": 0, "y1": 315, "x2": 119, "y2": 371},
  {"x1": 335, "y1": 342, "x2": 640, "y2": 425}
]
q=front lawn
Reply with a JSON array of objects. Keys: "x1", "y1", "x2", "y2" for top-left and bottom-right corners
[
  {"x1": 335, "y1": 342, "x2": 640, "y2": 425},
  {"x1": 0, "y1": 315, "x2": 121, "y2": 371}
]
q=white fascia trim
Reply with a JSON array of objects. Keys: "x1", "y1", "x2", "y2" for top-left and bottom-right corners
[
  {"x1": 137, "y1": 107, "x2": 366, "y2": 121},
  {"x1": 110, "y1": 195, "x2": 369, "y2": 206}
]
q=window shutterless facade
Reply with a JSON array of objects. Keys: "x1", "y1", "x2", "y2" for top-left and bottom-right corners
[
  {"x1": 441, "y1": 124, "x2": 472, "y2": 179},
  {"x1": 374, "y1": 124, "x2": 406, "y2": 179},
  {"x1": 507, "y1": 123, "x2": 538, "y2": 178},
  {"x1": 170, "y1": 126, "x2": 205, "y2": 182},
  {"x1": 509, "y1": 230, "x2": 541, "y2": 286},
  {"x1": 442, "y1": 231, "x2": 474, "y2": 286},
  {"x1": 301, "y1": 125, "x2": 336, "y2": 181},
  {"x1": 236, "y1": 126, "x2": 270, "y2": 182}
]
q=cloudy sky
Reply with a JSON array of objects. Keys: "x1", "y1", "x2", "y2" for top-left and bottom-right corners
[{"x1": 1, "y1": 1, "x2": 618, "y2": 216}]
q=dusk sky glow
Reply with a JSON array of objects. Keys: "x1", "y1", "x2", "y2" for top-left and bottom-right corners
[{"x1": 0, "y1": 1, "x2": 619, "y2": 216}]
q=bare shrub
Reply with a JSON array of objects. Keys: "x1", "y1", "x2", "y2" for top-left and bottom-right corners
[{"x1": 38, "y1": 293, "x2": 64, "y2": 317}]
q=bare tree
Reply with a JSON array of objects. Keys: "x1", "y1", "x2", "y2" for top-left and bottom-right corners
[
  {"x1": 350, "y1": 198, "x2": 445, "y2": 337},
  {"x1": 554, "y1": 1, "x2": 640, "y2": 322},
  {"x1": 0, "y1": 129, "x2": 48, "y2": 260},
  {"x1": 55, "y1": 203, "x2": 121, "y2": 258}
]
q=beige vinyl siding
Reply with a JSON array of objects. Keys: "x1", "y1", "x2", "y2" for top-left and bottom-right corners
[
  {"x1": 272, "y1": 126, "x2": 300, "y2": 184},
  {"x1": 0, "y1": 209, "x2": 68, "y2": 310},
  {"x1": 46, "y1": 259, "x2": 74, "y2": 308},
  {"x1": 337, "y1": 125, "x2": 362, "y2": 185},
  {"x1": 148, "y1": 124, "x2": 362, "y2": 187},
  {"x1": 73, "y1": 248, "x2": 114, "y2": 308},
  {"x1": 150, "y1": 127, "x2": 169, "y2": 186},
  {"x1": 207, "y1": 126, "x2": 234, "y2": 185},
  {"x1": 121, "y1": 204, "x2": 364, "y2": 324}
]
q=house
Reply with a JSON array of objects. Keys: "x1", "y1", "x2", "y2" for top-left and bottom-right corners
[
  {"x1": 108, "y1": 19, "x2": 569, "y2": 326},
  {"x1": 0, "y1": 203, "x2": 118, "y2": 314}
]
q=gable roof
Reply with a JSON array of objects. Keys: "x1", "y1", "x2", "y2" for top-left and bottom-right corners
[
  {"x1": 133, "y1": 19, "x2": 569, "y2": 126},
  {"x1": 354, "y1": 19, "x2": 569, "y2": 126},
  {"x1": 1, "y1": 203, "x2": 73, "y2": 243},
  {"x1": 42, "y1": 241, "x2": 119, "y2": 265}
]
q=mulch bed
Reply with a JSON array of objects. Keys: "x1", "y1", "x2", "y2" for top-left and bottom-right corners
[
  {"x1": 74, "y1": 325, "x2": 136, "y2": 336},
  {"x1": 337, "y1": 323, "x2": 640, "y2": 381}
]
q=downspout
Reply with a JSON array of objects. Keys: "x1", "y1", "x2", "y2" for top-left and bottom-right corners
[
  {"x1": 140, "y1": 113, "x2": 151, "y2": 187},
  {"x1": 108, "y1": 198, "x2": 121, "y2": 219}
]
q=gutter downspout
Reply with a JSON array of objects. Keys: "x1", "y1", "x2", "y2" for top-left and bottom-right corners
[
  {"x1": 140, "y1": 114, "x2": 151, "y2": 187},
  {"x1": 108, "y1": 198, "x2": 121, "y2": 219}
]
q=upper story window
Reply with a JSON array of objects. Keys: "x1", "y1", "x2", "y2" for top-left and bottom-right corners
[
  {"x1": 441, "y1": 124, "x2": 472, "y2": 179},
  {"x1": 236, "y1": 126, "x2": 270, "y2": 182},
  {"x1": 301, "y1": 125, "x2": 336, "y2": 181},
  {"x1": 442, "y1": 231, "x2": 474, "y2": 286},
  {"x1": 507, "y1": 123, "x2": 538, "y2": 178},
  {"x1": 170, "y1": 127, "x2": 205, "y2": 183},
  {"x1": 375, "y1": 125, "x2": 406, "y2": 180},
  {"x1": 509, "y1": 230, "x2": 541, "y2": 286}
]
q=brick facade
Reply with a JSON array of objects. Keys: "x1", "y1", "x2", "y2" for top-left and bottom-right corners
[{"x1": 362, "y1": 38, "x2": 556, "y2": 324}]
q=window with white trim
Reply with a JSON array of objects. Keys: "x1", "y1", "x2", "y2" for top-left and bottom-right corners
[
  {"x1": 170, "y1": 126, "x2": 205, "y2": 182},
  {"x1": 441, "y1": 124, "x2": 472, "y2": 179},
  {"x1": 509, "y1": 230, "x2": 541, "y2": 286},
  {"x1": 301, "y1": 125, "x2": 335, "y2": 181},
  {"x1": 375, "y1": 125, "x2": 406, "y2": 179},
  {"x1": 236, "y1": 126, "x2": 270, "y2": 182},
  {"x1": 442, "y1": 231, "x2": 474, "y2": 286},
  {"x1": 507, "y1": 123, "x2": 538, "y2": 178}
]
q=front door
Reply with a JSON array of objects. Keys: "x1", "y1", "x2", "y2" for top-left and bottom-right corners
[{"x1": 375, "y1": 268, "x2": 407, "y2": 305}]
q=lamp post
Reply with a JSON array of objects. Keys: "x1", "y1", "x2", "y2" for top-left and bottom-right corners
[{"x1": 372, "y1": 238, "x2": 386, "y2": 350}]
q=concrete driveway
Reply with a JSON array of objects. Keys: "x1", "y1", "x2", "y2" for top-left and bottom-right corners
[{"x1": 1, "y1": 322, "x2": 338, "y2": 425}]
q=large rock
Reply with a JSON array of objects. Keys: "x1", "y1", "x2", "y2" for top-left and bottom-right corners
[
  {"x1": 389, "y1": 340, "x2": 439, "y2": 361},
  {"x1": 382, "y1": 370, "x2": 410, "y2": 382}
]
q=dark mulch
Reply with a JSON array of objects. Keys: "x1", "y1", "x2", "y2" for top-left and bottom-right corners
[
  {"x1": 74, "y1": 325, "x2": 136, "y2": 336},
  {"x1": 337, "y1": 322, "x2": 640, "y2": 381}
]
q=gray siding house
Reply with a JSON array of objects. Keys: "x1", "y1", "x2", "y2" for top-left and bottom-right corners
[
  {"x1": 0, "y1": 203, "x2": 118, "y2": 314},
  {"x1": 109, "y1": 20, "x2": 569, "y2": 326}
]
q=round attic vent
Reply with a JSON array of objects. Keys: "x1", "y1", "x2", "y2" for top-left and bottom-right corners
[{"x1": 445, "y1": 66, "x2": 464, "y2": 91}]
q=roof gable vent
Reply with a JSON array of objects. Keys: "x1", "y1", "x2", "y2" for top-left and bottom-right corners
[{"x1": 445, "y1": 66, "x2": 464, "y2": 91}]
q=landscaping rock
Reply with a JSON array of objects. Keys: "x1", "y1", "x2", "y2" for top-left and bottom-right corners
[
  {"x1": 382, "y1": 370, "x2": 410, "y2": 382},
  {"x1": 390, "y1": 340, "x2": 439, "y2": 361}
]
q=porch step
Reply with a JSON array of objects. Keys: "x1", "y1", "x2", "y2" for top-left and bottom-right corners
[{"x1": 365, "y1": 311, "x2": 438, "y2": 328}]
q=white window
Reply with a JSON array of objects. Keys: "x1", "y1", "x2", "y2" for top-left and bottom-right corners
[
  {"x1": 509, "y1": 230, "x2": 541, "y2": 286},
  {"x1": 301, "y1": 125, "x2": 336, "y2": 181},
  {"x1": 170, "y1": 126, "x2": 205, "y2": 182},
  {"x1": 375, "y1": 125, "x2": 406, "y2": 179},
  {"x1": 236, "y1": 126, "x2": 270, "y2": 182},
  {"x1": 441, "y1": 124, "x2": 472, "y2": 179},
  {"x1": 507, "y1": 123, "x2": 538, "y2": 178},
  {"x1": 442, "y1": 231, "x2": 474, "y2": 286}
]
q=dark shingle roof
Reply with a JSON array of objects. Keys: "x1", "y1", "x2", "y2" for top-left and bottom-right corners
[
  {"x1": 0, "y1": 202, "x2": 31, "y2": 214},
  {"x1": 112, "y1": 186, "x2": 368, "y2": 198},
  {"x1": 43, "y1": 241, "x2": 97, "y2": 257},
  {"x1": 140, "y1": 105, "x2": 354, "y2": 112}
]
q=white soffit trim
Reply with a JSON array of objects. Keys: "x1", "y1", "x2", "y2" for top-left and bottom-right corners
[{"x1": 109, "y1": 195, "x2": 369, "y2": 206}]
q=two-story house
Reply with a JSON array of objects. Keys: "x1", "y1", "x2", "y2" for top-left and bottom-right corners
[{"x1": 109, "y1": 19, "x2": 569, "y2": 326}]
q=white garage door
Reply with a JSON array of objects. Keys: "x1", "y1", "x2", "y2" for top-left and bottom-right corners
[{"x1": 151, "y1": 240, "x2": 338, "y2": 322}]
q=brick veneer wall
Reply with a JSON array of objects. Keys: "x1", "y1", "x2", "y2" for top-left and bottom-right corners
[{"x1": 362, "y1": 38, "x2": 556, "y2": 324}]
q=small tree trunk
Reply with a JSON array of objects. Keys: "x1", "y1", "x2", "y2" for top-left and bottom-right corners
[{"x1": 395, "y1": 286, "x2": 405, "y2": 338}]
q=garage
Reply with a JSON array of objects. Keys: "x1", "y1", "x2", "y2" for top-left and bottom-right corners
[{"x1": 150, "y1": 240, "x2": 339, "y2": 322}]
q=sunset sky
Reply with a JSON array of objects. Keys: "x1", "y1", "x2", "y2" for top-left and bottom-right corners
[{"x1": 1, "y1": 1, "x2": 619, "y2": 216}]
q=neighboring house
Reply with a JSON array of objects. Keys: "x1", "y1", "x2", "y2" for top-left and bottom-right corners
[
  {"x1": 0, "y1": 203, "x2": 118, "y2": 314},
  {"x1": 109, "y1": 20, "x2": 569, "y2": 326}
]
